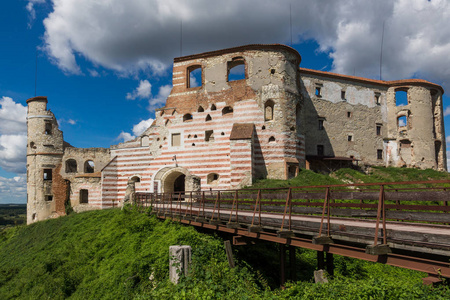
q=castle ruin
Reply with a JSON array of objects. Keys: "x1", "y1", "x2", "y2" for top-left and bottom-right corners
[{"x1": 26, "y1": 44, "x2": 447, "y2": 224}]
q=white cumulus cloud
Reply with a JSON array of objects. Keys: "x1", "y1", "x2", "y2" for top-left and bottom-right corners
[
  {"x1": 132, "y1": 118, "x2": 154, "y2": 136},
  {"x1": 39, "y1": 0, "x2": 450, "y2": 93},
  {"x1": 116, "y1": 131, "x2": 134, "y2": 142},
  {"x1": 0, "y1": 97, "x2": 27, "y2": 174},
  {"x1": 149, "y1": 84, "x2": 172, "y2": 108},
  {"x1": 0, "y1": 176, "x2": 27, "y2": 204},
  {"x1": 126, "y1": 80, "x2": 152, "y2": 100}
]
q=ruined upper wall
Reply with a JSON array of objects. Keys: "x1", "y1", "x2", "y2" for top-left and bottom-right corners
[{"x1": 164, "y1": 44, "x2": 301, "y2": 114}]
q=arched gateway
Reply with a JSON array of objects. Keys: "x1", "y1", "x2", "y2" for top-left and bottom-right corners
[{"x1": 153, "y1": 166, "x2": 201, "y2": 194}]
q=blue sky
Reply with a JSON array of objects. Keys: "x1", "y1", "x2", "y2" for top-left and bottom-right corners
[{"x1": 1, "y1": 0, "x2": 449, "y2": 204}]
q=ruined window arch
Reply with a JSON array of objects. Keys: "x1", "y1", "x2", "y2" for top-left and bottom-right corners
[
  {"x1": 395, "y1": 89, "x2": 408, "y2": 106},
  {"x1": 65, "y1": 159, "x2": 77, "y2": 173},
  {"x1": 183, "y1": 113, "x2": 193, "y2": 122},
  {"x1": 211, "y1": 104, "x2": 216, "y2": 111},
  {"x1": 264, "y1": 100, "x2": 275, "y2": 121},
  {"x1": 197, "y1": 106, "x2": 204, "y2": 112},
  {"x1": 397, "y1": 115, "x2": 407, "y2": 128},
  {"x1": 187, "y1": 65, "x2": 202, "y2": 88},
  {"x1": 205, "y1": 114, "x2": 212, "y2": 122},
  {"x1": 207, "y1": 173, "x2": 220, "y2": 184},
  {"x1": 227, "y1": 57, "x2": 246, "y2": 82},
  {"x1": 222, "y1": 106, "x2": 233, "y2": 115},
  {"x1": 84, "y1": 160, "x2": 95, "y2": 173}
]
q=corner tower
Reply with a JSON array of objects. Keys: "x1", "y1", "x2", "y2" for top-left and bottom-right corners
[{"x1": 26, "y1": 96, "x2": 66, "y2": 224}]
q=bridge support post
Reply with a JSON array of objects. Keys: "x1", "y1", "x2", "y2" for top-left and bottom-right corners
[
  {"x1": 289, "y1": 245, "x2": 296, "y2": 281},
  {"x1": 326, "y1": 252, "x2": 334, "y2": 277},
  {"x1": 317, "y1": 251, "x2": 325, "y2": 270},
  {"x1": 280, "y1": 244, "x2": 286, "y2": 288}
]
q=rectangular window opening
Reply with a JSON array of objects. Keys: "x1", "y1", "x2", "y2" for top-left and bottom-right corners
[
  {"x1": 43, "y1": 169, "x2": 52, "y2": 181},
  {"x1": 171, "y1": 133, "x2": 181, "y2": 147},
  {"x1": 315, "y1": 87, "x2": 321, "y2": 97},
  {"x1": 318, "y1": 119, "x2": 324, "y2": 130},
  {"x1": 205, "y1": 130, "x2": 214, "y2": 142},
  {"x1": 377, "y1": 149, "x2": 383, "y2": 160},
  {"x1": 80, "y1": 189, "x2": 89, "y2": 204},
  {"x1": 376, "y1": 125, "x2": 382, "y2": 136},
  {"x1": 341, "y1": 90, "x2": 346, "y2": 100},
  {"x1": 317, "y1": 145, "x2": 324, "y2": 156},
  {"x1": 347, "y1": 111, "x2": 352, "y2": 118},
  {"x1": 375, "y1": 93, "x2": 381, "y2": 105},
  {"x1": 45, "y1": 195, "x2": 53, "y2": 201},
  {"x1": 348, "y1": 135, "x2": 353, "y2": 142}
]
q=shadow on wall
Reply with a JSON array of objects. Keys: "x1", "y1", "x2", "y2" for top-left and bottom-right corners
[
  {"x1": 252, "y1": 131, "x2": 268, "y2": 180},
  {"x1": 298, "y1": 78, "x2": 335, "y2": 173}
]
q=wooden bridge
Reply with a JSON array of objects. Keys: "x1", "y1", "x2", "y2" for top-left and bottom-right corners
[{"x1": 135, "y1": 180, "x2": 450, "y2": 285}]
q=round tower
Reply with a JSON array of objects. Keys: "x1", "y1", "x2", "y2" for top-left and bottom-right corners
[
  {"x1": 26, "y1": 96, "x2": 64, "y2": 224},
  {"x1": 385, "y1": 82, "x2": 446, "y2": 170}
]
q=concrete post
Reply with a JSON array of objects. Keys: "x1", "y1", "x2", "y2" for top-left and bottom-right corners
[{"x1": 169, "y1": 245, "x2": 192, "y2": 284}]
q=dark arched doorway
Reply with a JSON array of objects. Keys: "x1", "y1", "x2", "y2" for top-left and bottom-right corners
[{"x1": 173, "y1": 174, "x2": 186, "y2": 194}]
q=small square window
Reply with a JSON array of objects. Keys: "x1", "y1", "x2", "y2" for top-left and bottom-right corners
[
  {"x1": 377, "y1": 149, "x2": 383, "y2": 160},
  {"x1": 315, "y1": 87, "x2": 321, "y2": 97},
  {"x1": 317, "y1": 145, "x2": 324, "y2": 156},
  {"x1": 45, "y1": 195, "x2": 53, "y2": 201},
  {"x1": 347, "y1": 111, "x2": 352, "y2": 118},
  {"x1": 376, "y1": 125, "x2": 381, "y2": 136},
  {"x1": 318, "y1": 119, "x2": 324, "y2": 130},
  {"x1": 43, "y1": 169, "x2": 52, "y2": 181},
  {"x1": 348, "y1": 135, "x2": 353, "y2": 142}
]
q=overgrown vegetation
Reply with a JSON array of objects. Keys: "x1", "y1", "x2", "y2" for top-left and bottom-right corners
[{"x1": 1, "y1": 168, "x2": 450, "y2": 299}]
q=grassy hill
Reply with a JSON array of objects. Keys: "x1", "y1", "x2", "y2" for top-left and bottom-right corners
[{"x1": 1, "y1": 168, "x2": 449, "y2": 299}]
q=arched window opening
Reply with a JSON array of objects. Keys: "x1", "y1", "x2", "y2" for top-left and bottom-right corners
[
  {"x1": 187, "y1": 65, "x2": 202, "y2": 88},
  {"x1": 205, "y1": 114, "x2": 212, "y2": 122},
  {"x1": 227, "y1": 57, "x2": 246, "y2": 81},
  {"x1": 269, "y1": 136, "x2": 276, "y2": 143},
  {"x1": 395, "y1": 89, "x2": 408, "y2": 106},
  {"x1": 198, "y1": 106, "x2": 204, "y2": 112},
  {"x1": 44, "y1": 121, "x2": 52, "y2": 135},
  {"x1": 207, "y1": 173, "x2": 220, "y2": 184},
  {"x1": 183, "y1": 113, "x2": 193, "y2": 122},
  {"x1": 222, "y1": 106, "x2": 233, "y2": 115},
  {"x1": 66, "y1": 159, "x2": 77, "y2": 173},
  {"x1": 264, "y1": 100, "x2": 275, "y2": 121},
  {"x1": 398, "y1": 116, "x2": 407, "y2": 128},
  {"x1": 211, "y1": 104, "x2": 217, "y2": 111},
  {"x1": 130, "y1": 176, "x2": 141, "y2": 183},
  {"x1": 84, "y1": 160, "x2": 95, "y2": 173}
]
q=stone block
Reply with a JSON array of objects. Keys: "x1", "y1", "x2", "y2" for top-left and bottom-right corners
[{"x1": 169, "y1": 245, "x2": 192, "y2": 284}]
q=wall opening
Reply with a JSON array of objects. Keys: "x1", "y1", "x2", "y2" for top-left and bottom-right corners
[
  {"x1": 376, "y1": 124, "x2": 382, "y2": 136},
  {"x1": 287, "y1": 165, "x2": 298, "y2": 179},
  {"x1": 269, "y1": 136, "x2": 276, "y2": 143},
  {"x1": 347, "y1": 135, "x2": 353, "y2": 142},
  {"x1": 395, "y1": 89, "x2": 408, "y2": 106},
  {"x1": 317, "y1": 145, "x2": 324, "y2": 156},
  {"x1": 43, "y1": 169, "x2": 52, "y2": 181},
  {"x1": 205, "y1": 114, "x2": 212, "y2": 122},
  {"x1": 205, "y1": 130, "x2": 214, "y2": 142},
  {"x1": 341, "y1": 90, "x2": 346, "y2": 100},
  {"x1": 377, "y1": 149, "x2": 383, "y2": 160},
  {"x1": 187, "y1": 65, "x2": 202, "y2": 88},
  {"x1": 222, "y1": 106, "x2": 233, "y2": 115},
  {"x1": 183, "y1": 113, "x2": 193, "y2": 122},
  {"x1": 375, "y1": 93, "x2": 381, "y2": 105},
  {"x1": 171, "y1": 133, "x2": 181, "y2": 147},
  {"x1": 227, "y1": 57, "x2": 246, "y2": 82},
  {"x1": 347, "y1": 111, "x2": 352, "y2": 118},
  {"x1": 65, "y1": 159, "x2": 77, "y2": 173},
  {"x1": 197, "y1": 106, "x2": 204, "y2": 112},
  {"x1": 80, "y1": 189, "x2": 89, "y2": 204},
  {"x1": 318, "y1": 119, "x2": 324, "y2": 130},
  {"x1": 315, "y1": 85, "x2": 322, "y2": 97},
  {"x1": 264, "y1": 100, "x2": 275, "y2": 121},
  {"x1": 397, "y1": 116, "x2": 407, "y2": 128},
  {"x1": 84, "y1": 160, "x2": 95, "y2": 173},
  {"x1": 45, "y1": 195, "x2": 53, "y2": 201},
  {"x1": 211, "y1": 104, "x2": 216, "y2": 111},
  {"x1": 44, "y1": 121, "x2": 52, "y2": 135},
  {"x1": 207, "y1": 173, "x2": 219, "y2": 184},
  {"x1": 173, "y1": 174, "x2": 186, "y2": 194}
]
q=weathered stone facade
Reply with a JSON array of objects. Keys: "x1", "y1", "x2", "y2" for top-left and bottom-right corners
[{"x1": 26, "y1": 44, "x2": 446, "y2": 224}]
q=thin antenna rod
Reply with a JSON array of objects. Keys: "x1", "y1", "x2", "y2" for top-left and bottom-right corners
[
  {"x1": 35, "y1": 49, "x2": 37, "y2": 96},
  {"x1": 289, "y1": 4, "x2": 292, "y2": 46},
  {"x1": 180, "y1": 19, "x2": 183, "y2": 57},
  {"x1": 380, "y1": 20, "x2": 385, "y2": 81}
]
